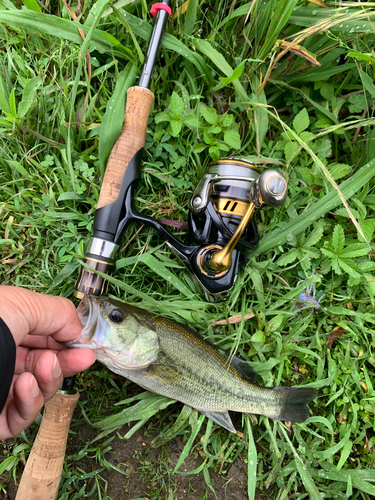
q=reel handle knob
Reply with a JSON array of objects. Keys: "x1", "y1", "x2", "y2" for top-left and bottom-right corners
[{"x1": 254, "y1": 169, "x2": 288, "y2": 207}]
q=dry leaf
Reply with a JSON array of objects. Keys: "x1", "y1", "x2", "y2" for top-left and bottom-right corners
[
  {"x1": 209, "y1": 312, "x2": 255, "y2": 328},
  {"x1": 173, "y1": 0, "x2": 189, "y2": 21},
  {"x1": 277, "y1": 40, "x2": 321, "y2": 66},
  {"x1": 160, "y1": 219, "x2": 189, "y2": 230},
  {"x1": 326, "y1": 326, "x2": 346, "y2": 349},
  {"x1": 360, "y1": 381, "x2": 368, "y2": 392},
  {"x1": 308, "y1": 0, "x2": 329, "y2": 7}
]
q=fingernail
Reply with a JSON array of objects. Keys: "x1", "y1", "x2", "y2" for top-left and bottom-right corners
[
  {"x1": 52, "y1": 354, "x2": 62, "y2": 378},
  {"x1": 28, "y1": 376, "x2": 40, "y2": 398}
]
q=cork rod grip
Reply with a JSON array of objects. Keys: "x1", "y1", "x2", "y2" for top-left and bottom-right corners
[
  {"x1": 97, "y1": 86, "x2": 154, "y2": 209},
  {"x1": 16, "y1": 391, "x2": 80, "y2": 500}
]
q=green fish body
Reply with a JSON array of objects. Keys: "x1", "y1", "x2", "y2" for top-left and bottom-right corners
[{"x1": 67, "y1": 296, "x2": 317, "y2": 432}]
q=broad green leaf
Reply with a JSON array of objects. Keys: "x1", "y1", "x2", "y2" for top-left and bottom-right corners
[
  {"x1": 336, "y1": 439, "x2": 353, "y2": 471},
  {"x1": 313, "y1": 137, "x2": 332, "y2": 159},
  {"x1": 224, "y1": 129, "x2": 241, "y2": 149},
  {"x1": 169, "y1": 91, "x2": 184, "y2": 118},
  {"x1": 304, "y1": 224, "x2": 324, "y2": 248},
  {"x1": 349, "y1": 94, "x2": 367, "y2": 114},
  {"x1": 209, "y1": 145, "x2": 220, "y2": 161},
  {"x1": 246, "y1": 417, "x2": 257, "y2": 500},
  {"x1": 18, "y1": 76, "x2": 41, "y2": 118},
  {"x1": 339, "y1": 243, "x2": 370, "y2": 259},
  {"x1": 338, "y1": 258, "x2": 362, "y2": 278},
  {"x1": 155, "y1": 112, "x2": 170, "y2": 124},
  {"x1": 218, "y1": 61, "x2": 245, "y2": 87},
  {"x1": 168, "y1": 119, "x2": 182, "y2": 137},
  {"x1": 221, "y1": 114, "x2": 235, "y2": 128},
  {"x1": 184, "y1": 0, "x2": 198, "y2": 36},
  {"x1": 277, "y1": 248, "x2": 299, "y2": 266},
  {"x1": 284, "y1": 141, "x2": 300, "y2": 163},
  {"x1": 331, "y1": 224, "x2": 345, "y2": 253},
  {"x1": 0, "y1": 456, "x2": 18, "y2": 475},
  {"x1": 320, "y1": 83, "x2": 335, "y2": 100},
  {"x1": 9, "y1": 88, "x2": 16, "y2": 118},
  {"x1": 349, "y1": 51, "x2": 375, "y2": 64},
  {"x1": 214, "y1": 59, "x2": 262, "y2": 91},
  {"x1": 359, "y1": 69, "x2": 375, "y2": 99},
  {"x1": 201, "y1": 107, "x2": 218, "y2": 125},
  {"x1": 358, "y1": 219, "x2": 375, "y2": 243},
  {"x1": 293, "y1": 108, "x2": 310, "y2": 135},
  {"x1": 352, "y1": 198, "x2": 367, "y2": 219},
  {"x1": 329, "y1": 163, "x2": 352, "y2": 180},
  {"x1": 23, "y1": 0, "x2": 41, "y2": 12}
]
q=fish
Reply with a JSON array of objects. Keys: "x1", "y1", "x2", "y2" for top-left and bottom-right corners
[{"x1": 65, "y1": 296, "x2": 317, "y2": 433}]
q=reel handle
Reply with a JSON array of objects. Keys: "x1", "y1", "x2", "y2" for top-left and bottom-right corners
[{"x1": 209, "y1": 169, "x2": 287, "y2": 273}]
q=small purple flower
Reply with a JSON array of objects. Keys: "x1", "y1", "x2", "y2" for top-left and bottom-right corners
[{"x1": 292, "y1": 278, "x2": 324, "y2": 319}]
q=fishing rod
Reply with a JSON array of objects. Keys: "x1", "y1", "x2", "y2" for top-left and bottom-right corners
[{"x1": 15, "y1": 2, "x2": 172, "y2": 499}]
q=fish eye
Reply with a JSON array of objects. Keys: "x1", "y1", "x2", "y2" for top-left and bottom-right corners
[{"x1": 109, "y1": 309, "x2": 124, "y2": 323}]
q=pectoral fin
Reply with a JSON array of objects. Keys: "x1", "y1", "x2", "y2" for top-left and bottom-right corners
[
  {"x1": 197, "y1": 409, "x2": 237, "y2": 433},
  {"x1": 220, "y1": 350, "x2": 257, "y2": 383},
  {"x1": 229, "y1": 355, "x2": 257, "y2": 383}
]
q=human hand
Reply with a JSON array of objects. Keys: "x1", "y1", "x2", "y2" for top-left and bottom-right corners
[{"x1": 0, "y1": 286, "x2": 95, "y2": 439}]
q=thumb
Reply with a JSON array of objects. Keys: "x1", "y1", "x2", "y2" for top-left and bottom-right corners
[{"x1": 6, "y1": 373, "x2": 44, "y2": 438}]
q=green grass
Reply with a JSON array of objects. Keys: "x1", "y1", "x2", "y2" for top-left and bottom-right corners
[{"x1": 1, "y1": 0, "x2": 375, "y2": 498}]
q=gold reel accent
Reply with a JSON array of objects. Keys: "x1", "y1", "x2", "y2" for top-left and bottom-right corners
[
  {"x1": 210, "y1": 202, "x2": 256, "y2": 273},
  {"x1": 214, "y1": 198, "x2": 250, "y2": 218}
]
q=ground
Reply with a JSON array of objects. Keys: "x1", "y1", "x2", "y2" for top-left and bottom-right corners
[{"x1": 0, "y1": 410, "x2": 264, "y2": 500}]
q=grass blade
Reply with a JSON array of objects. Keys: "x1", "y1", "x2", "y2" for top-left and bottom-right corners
[
  {"x1": 0, "y1": 10, "x2": 133, "y2": 60},
  {"x1": 173, "y1": 412, "x2": 205, "y2": 473},
  {"x1": 246, "y1": 157, "x2": 375, "y2": 258},
  {"x1": 279, "y1": 423, "x2": 321, "y2": 500},
  {"x1": 98, "y1": 62, "x2": 137, "y2": 175},
  {"x1": 246, "y1": 416, "x2": 257, "y2": 500}
]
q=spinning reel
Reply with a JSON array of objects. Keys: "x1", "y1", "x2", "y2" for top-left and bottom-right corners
[
  {"x1": 75, "y1": 156, "x2": 287, "y2": 301},
  {"x1": 186, "y1": 158, "x2": 287, "y2": 298}
]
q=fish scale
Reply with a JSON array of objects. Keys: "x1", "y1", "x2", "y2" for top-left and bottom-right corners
[{"x1": 67, "y1": 296, "x2": 318, "y2": 433}]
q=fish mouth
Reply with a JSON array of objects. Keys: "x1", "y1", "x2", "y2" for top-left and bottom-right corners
[
  {"x1": 77, "y1": 294, "x2": 94, "y2": 328},
  {"x1": 63, "y1": 295, "x2": 99, "y2": 347}
]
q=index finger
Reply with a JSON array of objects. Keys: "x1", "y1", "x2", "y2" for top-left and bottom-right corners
[{"x1": 0, "y1": 286, "x2": 83, "y2": 345}]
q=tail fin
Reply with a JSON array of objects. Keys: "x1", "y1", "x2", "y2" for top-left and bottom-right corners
[{"x1": 274, "y1": 387, "x2": 317, "y2": 423}]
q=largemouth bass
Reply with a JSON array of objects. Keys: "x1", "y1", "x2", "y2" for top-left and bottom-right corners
[{"x1": 66, "y1": 296, "x2": 317, "y2": 432}]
